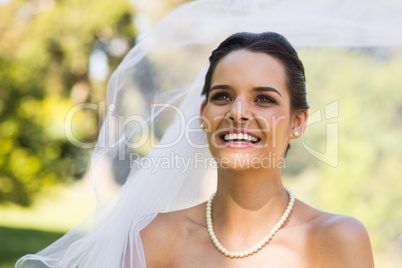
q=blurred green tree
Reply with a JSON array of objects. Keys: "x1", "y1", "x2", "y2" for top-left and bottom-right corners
[
  {"x1": 0, "y1": 0, "x2": 136, "y2": 206},
  {"x1": 284, "y1": 48, "x2": 402, "y2": 252}
]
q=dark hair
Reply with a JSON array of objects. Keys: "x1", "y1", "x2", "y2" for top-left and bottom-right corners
[{"x1": 201, "y1": 32, "x2": 309, "y2": 155}]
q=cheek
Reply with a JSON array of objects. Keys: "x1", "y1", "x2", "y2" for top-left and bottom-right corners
[
  {"x1": 202, "y1": 106, "x2": 221, "y2": 145},
  {"x1": 203, "y1": 105, "x2": 225, "y2": 130},
  {"x1": 255, "y1": 109, "x2": 291, "y2": 145},
  {"x1": 257, "y1": 107, "x2": 290, "y2": 130},
  {"x1": 272, "y1": 112, "x2": 291, "y2": 130}
]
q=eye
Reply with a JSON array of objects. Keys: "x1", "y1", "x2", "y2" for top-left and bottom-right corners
[
  {"x1": 210, "y1": 92, "x2": 232, "y2": 102},
  {"x1": 255, "y1": 95, "x2": 276, "y2": 104}
]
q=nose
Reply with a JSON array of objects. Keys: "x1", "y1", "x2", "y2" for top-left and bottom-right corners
[{"x1": 226, "y1": 99, "x2": 252, "y2": 124}]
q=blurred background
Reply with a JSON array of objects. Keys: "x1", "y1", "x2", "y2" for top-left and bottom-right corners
[{"x1": 0, "y1": 0, "x2": 401, "y2": 267}]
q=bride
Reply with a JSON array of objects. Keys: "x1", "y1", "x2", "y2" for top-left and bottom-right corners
[
  {"x1": 139, "y1": 32, "x2": 374, "y2": 268},
  {"x1": 16, "y1": 0, "x2": 402, "y2": 267}
]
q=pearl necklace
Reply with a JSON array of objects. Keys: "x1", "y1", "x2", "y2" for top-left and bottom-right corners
[{"x1": 206, "y1": 187, "x2": 295, "y2": 258}]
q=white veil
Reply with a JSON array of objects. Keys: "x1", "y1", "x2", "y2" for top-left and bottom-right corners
[{"x1": 16, "y1": 0, "x2": 402, "y2": 267}]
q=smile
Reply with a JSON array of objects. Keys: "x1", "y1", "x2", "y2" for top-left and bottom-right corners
[
  {"x1": 219, "y1": 129, "x2": 261, "y2": 148},
  {"x1": 223, "y1": 133, "x2": 258, "y2": 144}
]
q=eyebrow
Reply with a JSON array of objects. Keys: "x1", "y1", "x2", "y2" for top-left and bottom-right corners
[{"x1": 210, "y1": 84, "x2": 282, "y2": 97}]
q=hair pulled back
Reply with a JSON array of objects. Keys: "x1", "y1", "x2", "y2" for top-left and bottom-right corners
[{"x1": 202, "y1": 32, "x2": 309, "y2": 111}]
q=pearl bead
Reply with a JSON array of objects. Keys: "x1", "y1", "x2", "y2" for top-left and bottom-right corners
[
  {"x1": 267, "y1": 233, "x2": 273, "y2": 239},
  {"x1": 206, "y1": 187, "x2": 295, "y2": 259}
]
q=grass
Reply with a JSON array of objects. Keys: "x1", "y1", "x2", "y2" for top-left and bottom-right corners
[
  {"x1": 0, "y1": 180, "x2": 118, "y2": 268},
  {"x1": 0, "y1": 226, "x2": 65, "y2": 268}
]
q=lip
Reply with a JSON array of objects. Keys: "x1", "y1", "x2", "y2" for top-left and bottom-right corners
[{"x1": 218, "y1": 127, "x2": 262, "y2": 148}]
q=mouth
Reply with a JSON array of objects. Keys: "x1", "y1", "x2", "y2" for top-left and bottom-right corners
[{"x1": 219, "y1": 129, "x2": 261, "y2": 147}]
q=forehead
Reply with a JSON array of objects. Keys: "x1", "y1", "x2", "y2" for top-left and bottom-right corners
[{"x1": 211, "y1": 49, "x2": 288, "y2": 93}]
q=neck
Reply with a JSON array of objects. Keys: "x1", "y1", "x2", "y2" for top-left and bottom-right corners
[{"x1": 212, "y1": 167, "x2": 290, "y2": 240}]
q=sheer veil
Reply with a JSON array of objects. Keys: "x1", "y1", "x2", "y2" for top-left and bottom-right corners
[{"x1": 16, "y1": 0, "x2": 402, "y2": 267}]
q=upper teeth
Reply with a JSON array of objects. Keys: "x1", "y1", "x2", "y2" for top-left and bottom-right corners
[{"x1": 224, "y1": 133, "x2": 258, "y2": 142}]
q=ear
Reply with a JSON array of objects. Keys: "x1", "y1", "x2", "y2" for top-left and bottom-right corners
[
  {"x1": 199, "y1": 99, "x2": 207, "y2": 128},
  {"x1": 289, "y1": 109, "x2": 308, "y2": 139}
]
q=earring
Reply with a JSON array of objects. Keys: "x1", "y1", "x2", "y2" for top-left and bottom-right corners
[
  {"x1": 293, "y1": 131, "x2": 300, "y2": 137},
  {"x1": 200, "y1": 124, "x2": 205, "y2": 130}
]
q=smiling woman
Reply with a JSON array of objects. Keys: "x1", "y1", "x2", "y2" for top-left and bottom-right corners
[
  {"x1": 15, "y1": 0, "x2": 402, "y2": 267},
  {"x1": 202, "y1": 49, "x2": 297, "y2": 164},
  {"x1": 139, "y1": 32, "x2": 374, "y2": 268}
]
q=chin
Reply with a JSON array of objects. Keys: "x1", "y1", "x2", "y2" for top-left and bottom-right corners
[{"x1": 212, "y1": 151, "x2": 285, "y2": 170}]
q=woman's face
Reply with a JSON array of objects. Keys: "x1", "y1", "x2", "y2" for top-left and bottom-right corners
[{"x1": 200, "y1": 49, "x2": 305, "y2": 170}]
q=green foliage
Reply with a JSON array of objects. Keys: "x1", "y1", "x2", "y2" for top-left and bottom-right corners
[
  {"x1": 284, "y1": 47, "x2": 402, "y2": 252},
  {"x1": 0, "y1": 0, "x2": 136, "y2": 206},
  {"x1": 1, "y1": 0, "x2": 401, "y2": 261}
]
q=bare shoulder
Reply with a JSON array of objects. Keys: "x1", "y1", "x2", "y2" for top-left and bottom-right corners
[
  {"x1": 140, "y1": 203, "x2": 206, "y2": 267},
  {"x1": 306, "y1": 209, "x2": 374, "y2": 268}
]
